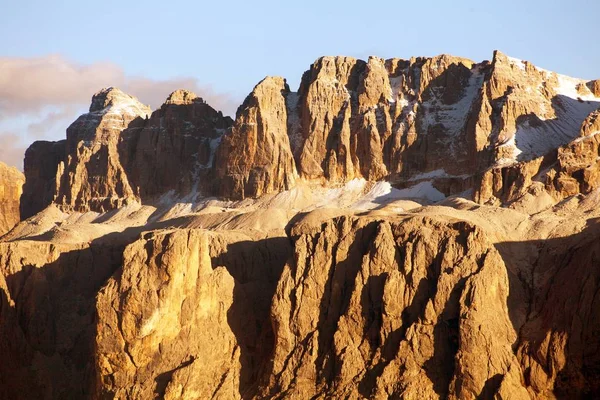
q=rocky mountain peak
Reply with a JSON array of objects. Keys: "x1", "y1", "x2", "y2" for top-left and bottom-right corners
[
  {"x1": 164, "y1": 89, "x2": 204, "y2": 105},
  {"x1": 214, "y1": 75, "x2": 297, "y2": 199},
  {"x1": 88, "y1": 87, "x2": 150, "y2": 117}
]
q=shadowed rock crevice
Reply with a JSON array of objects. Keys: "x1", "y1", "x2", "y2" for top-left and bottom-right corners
[
  {"x1": 0, "y1": 239, "x2": 126, "y2": 399},
  {"x1": 314, "y1": 221, "x2": 380, "y2": 386},
  {"x1": 211, "y1": 237, "x2": 291, "y2": 398},
  {"x1": 260, "y1": 215, "x2": 518, "y2": 398},
  {"x1": 495, "y1": 219, "x2": 600, "y2": 399},
  {"x1": 19, "y1": 141, "x2": 64, "y2": 220}
]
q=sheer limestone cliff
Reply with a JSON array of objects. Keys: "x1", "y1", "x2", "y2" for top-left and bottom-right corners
[
  {"x1": 4, "y1": 50, "x2": 600, "y2": 399},
  {"x1": 0, "y1": 162, "x2": 24, "y2": 235}
]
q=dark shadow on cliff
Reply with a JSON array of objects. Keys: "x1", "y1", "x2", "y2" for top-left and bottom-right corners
[
  {"x1": 356, "y1": 274, "x2": 433, "y2": 397},
  {"x1": 19, "y1": 140, "x2": 67, "y2": 220},
  {"x1": 2, "y1": 220, "x2": 291, "y2": 400},
  {"x1": 315, "y1": 221, "x2": 380, "y2": 388},
  {"x1": 211, "y1": 236, "x2": 291, "y2": 399},
  {"x1": 495, "y1": 218, "x2": 600, "y2": 399},
  {"x1": 1, "y1": 237, "x2": 128, "y2": 399},
  {"x1": 153, "y1": 356, "x2": 195, "y2": 398},
  {"x1": 387, "y1": 61, "x2": 477, "y2": 182}
]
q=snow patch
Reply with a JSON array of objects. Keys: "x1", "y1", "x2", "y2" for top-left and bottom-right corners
[
  {"x1": 388, "y1": 76, "x2": 404, "y2": 103},
  {"x1": 393, "y1": 181, "x2": 446, "y2": 202},
  {"x1": 494, "y1": 68, "x2": 600, "y2": 165},
  {"x1": 316, "y1": 179, "x2": 446, "y2": 211},
  {"x1": 512, "y1": 78, "x2": 600, "y2": 162},
  {"x1": 507, "y1": 56, "x2": 526, "y2": 71},
  {"x1": 407, "y1": 169, "x2": 447, "y2": 181},
  {"x1": 198, "y1": 136, "x2": 222, "y2": 169},
  {"x1": 420, "y1": 67, "x2": 485, "y2": 138}
]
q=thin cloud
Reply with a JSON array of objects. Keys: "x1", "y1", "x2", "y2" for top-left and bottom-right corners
[
  {"x1": 0, "y1": 54, "x2": 238, "y2": 117},
  {"x1": 0, "y1": 55, "x2": 124, "y2": 117},
  {"x1": 0, "y1": 132, "x2": 27, "y2": 170},
  {"x1": 26, "y1": 106, "x2": 80, "y2": 139},
  {"x1": 0, "y1": 55, "x2": 241, "y2": 168}
]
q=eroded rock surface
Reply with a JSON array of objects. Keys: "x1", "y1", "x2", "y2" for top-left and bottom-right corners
[
  {"x1": 95, "y1": 229, "x2": 290, "y2": 399},
  {"x1": 262, "y1": 215, "x2": 521, "y2": 399},
  {"x1": 19, "y1": 51, "x2": 600, "y2": 205},
  {"x1": 120, "y1": 89, "x2": 233, "y2": 201},
  {"x1": 0, "y1": 162, "x2": 24, "y2": 235},
  {"x1": 20, "y1": 140, "x2": 65, "y2": 220},
  {"x1": 54, "y1": 88, "x2": 151, "y2": 212},
  {"x1": 3, "y1": 50, "x2": 600, "y2": 400},
  {"x1": 214, "y1": 77, "x2": 297, "y2": 199},
  {"x1": 0, "y1": 239, "x2": 124, "y2": 399}
]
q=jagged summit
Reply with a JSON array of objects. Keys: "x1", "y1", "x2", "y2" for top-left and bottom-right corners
[
  {"x1": 88, "y1": 87, "x2": 151, "y2": 117},
  {"x1": 164, "y1": 89, "x2": 204, "y2": 105},
  {"x1": 15, "y1": 50, "x2": 600, "y2": 214}
]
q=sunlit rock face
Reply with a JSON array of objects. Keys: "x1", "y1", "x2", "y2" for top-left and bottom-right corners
[
  {"x1": 119, "y1": 89, "x2": 233, "y2": 201},
  {"x1": 214, "y1": 76, "x2": 297, "y2": 200},
  {"x1": 4, "y1": 51, "x2": 600, "y2": 399},
  {"x1": 52, "y1": 87, "x2": 152, "y2": 213},
  {"x1": 0, "y1": 162, "x2": 24, "y2": 235},
  {"x1": 217, "y1": 51, "x2": 600, "y2": 201}
]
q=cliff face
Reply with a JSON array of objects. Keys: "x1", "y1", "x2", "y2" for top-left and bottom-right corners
[
  {"x1": 95, "y1": 229, "x2": 290, "y2": 399},
  {"x1": 263, "y1": 215, "x2": 520, "y2": 399},
  {"x1": 3, "y1": 209, "x2": 599, "y2": 398},
  {"x1": 214, "y1": 77, "x2": 297, "y2": 199},
  {"x1": 512, "y1": 222, "x2": 600, "y2": 398},
  {"x1": 474, "y1": 104, "x2": 600, "y2": 206},
  {"x1": 54, "y1": 87, "x2": 151, "y2": 212},
  {"x1": 19, "y1": 51, "x2": 600, "y2": 206},
  {"x1": 119, "y1": 89, "x2": 233, "y2": 201},
  {"x1": 291, "y1": 54, "x2": 481, "y2": 183},
  {"x1": 0, "y1": 239, "x2": 124, "y2": 399},
  {"x1": 4, "y1": 50, "x2": 600, "y2": 399},
  {"x1": 20, "y1": 140, "x2": 65, "y2": 220},
  {"x1": 0, "y1": 162, "x2": 24, "y2": 235},
  {"x1": 20, "y1": 88, "x2": 233, "y2": 214},
  {"x1": 215, "y1": 50, "x2": 600, "y2": 200}
]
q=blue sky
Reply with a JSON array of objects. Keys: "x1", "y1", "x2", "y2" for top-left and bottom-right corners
[{"x1": 1, "y1": 0, "x2": 599, "y2": 168}]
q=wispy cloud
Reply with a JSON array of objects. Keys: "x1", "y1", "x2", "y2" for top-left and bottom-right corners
[
  {"x1": 0, "y1": 55, "x2": 240, "y2": 168},
  {"x1": 0, "y1": 55, "x2": 123, "y2": 117},
  {"x1": 0, "y1": 54, "x2": 238, "y2": 116},
  {"x1": 25, "y1": 106, "x2": 80, "y2": 139},
  {"x1": 0, "y1": 132, "x2": 27, "y2": 170}
]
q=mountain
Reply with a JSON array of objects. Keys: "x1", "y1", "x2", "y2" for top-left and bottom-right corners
[{"x1": 1, "y1": 51, "x2": 600, "y2": 399}]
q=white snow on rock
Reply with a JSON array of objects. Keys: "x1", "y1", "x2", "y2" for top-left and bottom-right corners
[
  {"x1": 392, "y1": 181, "x2": 446, "y2": 202},
  {"x1": 152, "y1": 177, "x2": 448, "y2": 221},
  {"x1": 388, "y1": 75, "x2": 405, "y2": 103},
  {"x1": 350, "y1": 181, "x2": 446, "y2": 210},
  {"x1": 511, "y1": 77, "x2": 600, "y2": 162},
  {"x1": 407, "y1": 169, "x2": 448, "y2": 181},
  {"x1": 495, "y1": 59, "x2": 600, "y2": 165},
  {"x1": 506, "y1": 56, "x2": 527, "y2": 71},
  {"x1": 420, "y1": 66, "x2": 485, "y2": 141}
]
